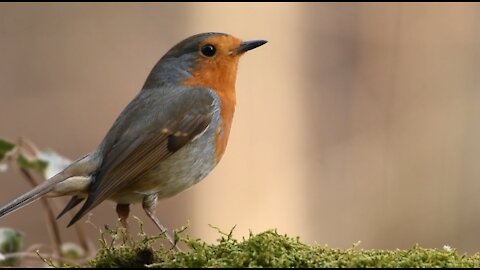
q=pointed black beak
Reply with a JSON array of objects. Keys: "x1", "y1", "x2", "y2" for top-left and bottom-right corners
[{"x1": 234, "y1": 40, "x2": 268, "y2": 55}]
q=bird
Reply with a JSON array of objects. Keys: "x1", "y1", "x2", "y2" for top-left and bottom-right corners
[{"x1": 0, "y1": 32, "x2": 267, "y2": 247}]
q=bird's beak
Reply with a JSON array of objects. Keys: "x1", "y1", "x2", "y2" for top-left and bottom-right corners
[{"x1": 233, "y1": 40, "x2": 268, "y2": 55}]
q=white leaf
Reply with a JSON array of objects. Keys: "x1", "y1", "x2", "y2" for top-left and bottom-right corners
[
  {"x1": 61, "y1": 242, "x2": 85, "y2": 259},
  {"x1": 0, "y1": 228, "x2": 23, "y2": 254},
  {"x1": 37, "y1": 150, "x2": 72, "y2": 179},
  {"x1": 0, "y1": 163, "x2": 7, "y2": 173}
]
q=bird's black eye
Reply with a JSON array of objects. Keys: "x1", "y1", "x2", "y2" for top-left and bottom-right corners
[{"x1": 201, "y1": 44, "x2": 216, "y2": 57}]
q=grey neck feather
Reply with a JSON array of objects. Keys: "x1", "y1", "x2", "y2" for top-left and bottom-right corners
[{"x1": 142, "y1": 53, "x2": 196, "y2": 89}]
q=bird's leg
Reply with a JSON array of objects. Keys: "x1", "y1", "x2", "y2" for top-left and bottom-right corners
[
  {"x1": 116, "y1": 203, "x2": 130, "y2": 242},
  {"x1": 142, "y1": 194, "x2": 181, "y2": 251},
  {"x1": 116, "y1": 203, "x2": 130, "y2": 229}
]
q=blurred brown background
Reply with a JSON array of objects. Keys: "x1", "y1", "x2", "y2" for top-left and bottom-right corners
[{"x1": 2, "y1": 2, "x2": 480, "y2": 254}]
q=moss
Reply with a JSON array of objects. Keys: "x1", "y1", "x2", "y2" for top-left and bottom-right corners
[{"x1": 81, "y1": 226, "x2": 480, "y2": 268}]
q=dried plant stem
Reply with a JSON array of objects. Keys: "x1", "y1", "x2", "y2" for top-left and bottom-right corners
[
  {"x1": 15, "y1": 137, "x2": 95, "y2": 261},
  {"x1": 25, "y1": 243, "x2": 52, "y2": 253},
  {"x1": 19, "y1": 136, "x2": 41, "y2": 155},
  {"x1": 2, "y1": 251, "x2": 86, "y2": 266},
  {"x1": 19, "y1": 168, "x2": 62, "y2": 257},
  {"x1": 73, "y1": 221, "x2": 95, "y2": 257}
]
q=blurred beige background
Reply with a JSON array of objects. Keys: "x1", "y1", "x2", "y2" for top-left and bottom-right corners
[{"x1": 2, "y1": 2, "x2": 480, "y2": 254}]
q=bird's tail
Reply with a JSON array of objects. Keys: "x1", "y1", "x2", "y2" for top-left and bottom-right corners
[
  {"x1": 0, "y1": 154, "x2": 94, "y2": 219},
  {"x1": 0, "y1": 172, "x2": 71, "y2": 218}
]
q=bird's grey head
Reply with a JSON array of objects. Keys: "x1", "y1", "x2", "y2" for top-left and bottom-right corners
[{"x1": 142, "y1": 32, "x2": 229, "y2": 89}]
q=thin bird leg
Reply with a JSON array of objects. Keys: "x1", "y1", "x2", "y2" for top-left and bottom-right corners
[
  {"x1": 116, "y1": 204, "x2": 130, "y2": 230},
  {"x1": 142, "y1": 194, "x2": 181, "y2": 251},
  {"x1": 116, "y1": 204, "x2": 130, "y2": 243}
]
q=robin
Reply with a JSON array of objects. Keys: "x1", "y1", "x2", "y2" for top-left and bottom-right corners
[{"x1": 0, "y1": 32, "x2": 267, "y2": 247}]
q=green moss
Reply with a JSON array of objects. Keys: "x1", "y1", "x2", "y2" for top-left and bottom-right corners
[{"x1": 82, "y1": 226, "x2": 480, "y2": 268}]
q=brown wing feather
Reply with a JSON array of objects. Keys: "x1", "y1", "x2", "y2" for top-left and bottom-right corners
[
  {"x1": 89, "y1": 114, "x2": 211, "y2": 206},
  {"x1": 67, "y1": 88, "x2": 215, "y2": 226}
]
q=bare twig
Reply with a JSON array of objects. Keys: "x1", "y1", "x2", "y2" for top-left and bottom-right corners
[
  {"x1": 48, "y1": 196, "x2": 95, "y2": 258},
  {"x1": 19, "y1": 136, "x2": 41, "y2": 156},
  {"x1": 19, "y1": 168, "x2": 62, "y2": 257},
  {"x1": 17, "y1": 137, "x2": 62, "y2": 256},
  {"x1": 73, "y1": 221, "x2": 95, "y2": 258},
  {"x1": 7, "y1": 137, "x2": 97, "y2": 264},
  {"x1": 2, "y1": 251, "x2": 86, "y2": 266},
  {"x1": 25, "y1": 243, "x2": 52, "y2": 253},
  {"x1": 16, "y1": 137, "x2": 96, "y2": 258}
]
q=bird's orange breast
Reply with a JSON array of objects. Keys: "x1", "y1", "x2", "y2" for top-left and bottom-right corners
[
  {"x1": 182, "y1": 76, "x2": 236, "y2": 163},
  {"x1": 182, "y1": 54, "x2": 239, "y2": 162}
]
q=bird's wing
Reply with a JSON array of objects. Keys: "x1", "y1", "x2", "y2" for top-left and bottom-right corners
[{"x1": 67, "y1": 87, "x2": 216, "y2": 226}]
